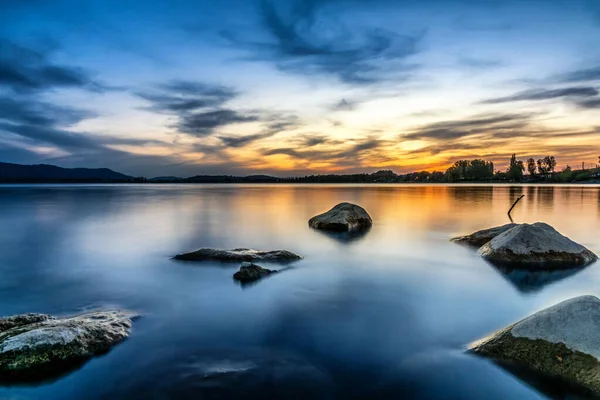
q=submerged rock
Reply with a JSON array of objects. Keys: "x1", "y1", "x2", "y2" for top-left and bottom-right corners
[
  {"x1": 174, "y1": 248, "x2": 302, "y2": 263},
  {"x1": 0, "y1": 310, "x2": 137, "y2": 381},
  {"x1": 308, "y1": 202, "x2": 372, "y2": 231},
  {"x1": 451, "y1": 224, "x2": 517, "y2": 247},
  {"x1": 470, "y1": 295, "x2": 600, "y2": 395},
  {"x1": 233, "y1": 262, "x2": 276, "y2": 283},
  {"x1": 479, "y1": 222, "x2": 597, "y2": 266}
]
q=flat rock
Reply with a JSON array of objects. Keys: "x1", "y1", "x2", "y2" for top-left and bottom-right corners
[
  {"x1": 174, "y1": 248, "x2": 302, "y2": 263},
  {"x1": 308, "y1": 202, "x2": 372, "y2": 231},
  {"x1": 0, "y1": 309, "x2": 137, "y2": 381},
  {"x1": 470, "y1": 296, "x2": 600, "y2": 394},
  {"x1": 451, "y1": 224, "x2": 517, "y2": 247},
  {"x1": 233, "y1": 262, "x2": 276, "y2": 283},
  {"x1": 479, "y1": 222, "x2": 597, "y2": 266}
]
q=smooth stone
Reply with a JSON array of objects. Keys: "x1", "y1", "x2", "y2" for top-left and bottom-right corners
[
  {"x1": 233, "y1": 262, "x2": 276, "y2": 283},
  {"x1": 173, "y1": 248, "x2": 302, "y2": 263},
  {"x1": 479, "y1": 222, "x2": 597, "y2": 266},
  {"x1": 451, "y1": 223, "x2": 517, "y2": 247},
  {"x1": 0, "y1": 310, "x2": 137, "y2": 381},
  {"x1": 470, "y1": 296, "x2": 600, "y2": 394},
  {"x1": 308, "y1": 202, "x2": 373, "y2": 231}
]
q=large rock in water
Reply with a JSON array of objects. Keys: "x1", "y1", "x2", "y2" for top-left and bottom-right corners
[
  {"x1": 479, "y1": 222, "x2": 597, "y2": 266},
  {"x1": 308, "y1": 202, "x2": 372, "y2": 231},
  {"x1": 451, "y1": 223, "x2": 517, "y2": 247},
  {"x1": 0, "y1": 310, "x2": 136, "y2": 381},
  {"x1": 174, "y1": 248, "x2": 302, "y2": 263},
  {"x1": 233, "y1": 262, "x2": 276, "y2": 283},
  {"x1": 470, "y1": 296, "x2": 600, "y2": 394}
]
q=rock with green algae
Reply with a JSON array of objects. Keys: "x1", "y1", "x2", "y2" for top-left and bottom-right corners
[
  {"x1": 0, "y1": 310, "x2": 137, "y2": 381},
  {"x1": 470, "y1": 295, "x2": 600, "y2": 394}
]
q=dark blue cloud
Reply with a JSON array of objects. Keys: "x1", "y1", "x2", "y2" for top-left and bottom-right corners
[
  {"x1": 481, "y1": 87, "x2": 599, "y2": 104},
  {"x1": 223, "y1": 0, "x2": 422, "y2": 85},
  {"x1": 559, "y1": 66, "x2": 600, "y2": 83},
  {"x1": 218, "y1": 116, "x2": 299, "y2": 147},
  {"x1": 136, "y1": 81, "x2": 258, "y2": 136},
  {"x1": 0, "y1": 39, "x2": 105, "y2": 93},
  {"x1": 402, "y1": 113, "x2": 534, "y2": 141}
]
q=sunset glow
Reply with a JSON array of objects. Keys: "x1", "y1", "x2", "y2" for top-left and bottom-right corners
[{"x1": 1, "y1": 0, "x2": 600, "y2": 177}]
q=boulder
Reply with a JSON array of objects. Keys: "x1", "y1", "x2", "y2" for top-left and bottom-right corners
[
  {"x1": 479, "y1": 222, "x2": 597, "y2": 266},
  {"x1": 308, "y1": 202, "x2": 372, "y2": 231},
  {"x1": 174, "y1": 248, "x2": 302, "y2": 263},
  {"x1": 233, "y1": 262, "x2": 276, "y2": 283},
  {"x1": 451, "y1": 223, "x2": 517, "y2": 247},
  {"x1": 0, "y1": 310, "x2": 137, "y2": 381},
  {"x1": 470, "y1": 296, "x2": 600, "y2": 394}
]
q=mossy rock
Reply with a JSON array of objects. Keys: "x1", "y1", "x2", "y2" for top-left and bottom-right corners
[
  {"x1": 0, "y1": 310, "x2": 137, "y2": 382},
  {"x1": 470, "y1": 296, "x2": 600, "y2": 394}
]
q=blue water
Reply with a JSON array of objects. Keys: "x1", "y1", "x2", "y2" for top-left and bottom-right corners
[{"x1": 0, "y1": 184, "x2": 599, "y2": 399}]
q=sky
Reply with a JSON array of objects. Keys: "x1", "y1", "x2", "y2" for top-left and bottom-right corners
[{"x1": 1, "y1": 0, "x2": 600, "y2": 177}]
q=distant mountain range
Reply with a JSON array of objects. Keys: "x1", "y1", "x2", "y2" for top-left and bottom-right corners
[{"x1": 0, "y1": 162, "x2": 132, "y2": 183}]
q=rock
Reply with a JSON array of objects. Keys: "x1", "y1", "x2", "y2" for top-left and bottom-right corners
[
  {"x1": 451, "y1": 224, "x2": 517, "y2": 247},
  {"x1": 174, "y1": 248, "x2": 302, "y2": 263},
  {"x1": 0, "y1": 310, "x2": 137, "y2": 381},
  {"x1": 470, "y1": 296, "x2": 600, "y2": 395},
  {"x1": 308, "y1": 202, "x2": 372, "y2": 231},
  {"x1": 233, "y1": 262, "x2": 276, "y2": 283},
  {"x1": 479, "y1": 222, "x2": 597, "y2": 266}
]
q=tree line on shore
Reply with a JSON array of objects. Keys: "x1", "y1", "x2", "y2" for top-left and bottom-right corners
[{"x1": 280, "y1": 155, "x2": 600, "y2": 183}]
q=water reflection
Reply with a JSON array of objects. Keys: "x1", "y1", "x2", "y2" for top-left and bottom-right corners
[
  {"x1": 310, "y1": 226, "x2": 372, "y2": 244},
  {"x1": 494, "y1": 361, "x2": 598, "y2": 400},
  {"x1": 0, "y1": 184, "x2": 599, "y2": 400},
  {"x1": 487, "y1": 263, "x2": 590, "y2": 294}
]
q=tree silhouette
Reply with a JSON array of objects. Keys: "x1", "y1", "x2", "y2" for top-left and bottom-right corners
[{"x1": 527, "y1": 158, "x2": 536, "y2": 176}]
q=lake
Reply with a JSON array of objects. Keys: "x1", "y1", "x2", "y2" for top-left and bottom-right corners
[{"x1": 0, "y1": 184, "x2": 599, "y2": 399}]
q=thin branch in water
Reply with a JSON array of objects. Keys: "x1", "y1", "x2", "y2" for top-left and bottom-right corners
[{"x1": 508, "y1": 194, "x2": 525, "y2": 223}]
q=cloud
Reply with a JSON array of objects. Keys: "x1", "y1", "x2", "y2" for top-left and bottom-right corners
[
  {"x1": 0, "y1": 95, "x2": 94, "y2": 127},
  {"x1": 297, "y1": 134, "x2": 339, "y2": 147},
  {"x1": 218, "y1": 115, "x2": 299, "y2": 147},
  {"x1": 138, "y1": 81, "x2": 238, "y2": 113},
  {"x1": 223, "y1": 0, "x2": 421, "y2": 85},
  {"x1": 574, "y1": 98, "x2": 600, "y2": 109},
  {"x1": 559, "y1": 66, "x2": 600, "y2": 83},
  {"x1": 402, "y1": 113, "x2": 533, "y2": 141},
  {"x1": 330, "y1": 98, "x2": 356, "y2": 111},
  {"x1": 262, "y1": 136, "x2": 390, "y2": 167},
  {"x1": 0, "y1": 39, "x2": 105, "y2": 93},
  {"x1": 136, "y1": 80, "x2": 258, "y2": 136},
  {"x1": 481, "y1": 87, "x2": 599, "y2": 104},
  {"x1": 0, "y1": 93, "x2": 163, "y2": 155}
]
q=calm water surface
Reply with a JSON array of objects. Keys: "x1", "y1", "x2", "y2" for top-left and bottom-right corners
[{"x1": 0, "y1": 184, "x2": 599, "y2": 399}]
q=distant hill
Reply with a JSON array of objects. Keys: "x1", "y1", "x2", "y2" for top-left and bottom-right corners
[{"x1": 0, "y1": 162, "x2": 131, "y2": 183}]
